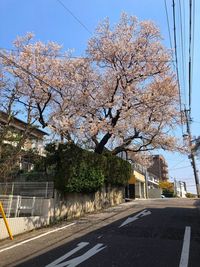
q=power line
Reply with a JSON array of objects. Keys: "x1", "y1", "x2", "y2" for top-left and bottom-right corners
[
  {"x1": 0, "y1": 52, "x2": 61, "y2": 94},
  {"x1": 172, "y1": 0, "x2": 184, "y2": 136},
  {"x1": 170, "y1": 158, "x2": 188, "y2": 169},
  {"x1": 0, "y1": 47, "x2": 84, "y2": 59},
  {"x1": 188, "y1": 0, "x2": 195, "y2": 116},
  {"x1": 164, "y1": 0, "x2": 173, "y2": 51},
  {"x1": 191, "y1": 0, "x2": 195, "y2": 110},
  {"x1": 170, "y1": 165, "x2": 191, "y2": 171},
  {"x1": 188, "y1": 0, "x2": 192, "y2": 113},
  {"x1": 56, "y1": 0, "x2": 92, "y2": 35},
  {"x1": 0, "y1": 48, "x2": 175, "y2": 63},
  {"x1": 178, "y1": 0, "x2": 187, "y2": 105}
]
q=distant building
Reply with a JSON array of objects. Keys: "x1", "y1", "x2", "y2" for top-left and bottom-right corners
[
  {"x1": 118, "y1": 151, "x2": 162, "y2": 199},
  {"x1": 126, "y1": 162, "x2": 147, "y2": 199},
  {"x1": 0, "y1": 111, "x2": 47, "y2": 172},
  {"x1": 147, "y1": 155, "x2": 169, "y2": 181},
  {"x1": 116, "y1": 152, "x2": 146, "y2": 199},
  {"x1": 174, "y1": 180, "x2": 187, "y2": 198}
]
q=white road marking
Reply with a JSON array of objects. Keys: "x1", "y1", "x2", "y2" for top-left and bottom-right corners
[
  {"x1": 119, "y1": 209, "x2": 151, "y2": 228},
  {"x1": 0, "y1": 223, "x2": 76, "y2": 253},
  {"x1": 179, "y1": 226, "x2": 191, "y2": 267},
  {"x1": 45, "y1": 242, "x2": 89, "y2": 267},
  {"x1": 119, "y1": 216, "x2": 138, "y2": 228},
  {"x1": 140, "y1": 210, "x2": 151, "y2": 217},
  {"x1": 45, "y1": 242, "x2": 106, "y2": 267}
]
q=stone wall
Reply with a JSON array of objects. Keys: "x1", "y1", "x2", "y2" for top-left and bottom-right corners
[
  {"x1": 50, "y1": 186, "x2": 124, "y2": 221},
  {"x1": 0, "y1": 186, "x2": 124, "y2": 240}
]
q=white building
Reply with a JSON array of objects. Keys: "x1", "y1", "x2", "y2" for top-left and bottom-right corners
[{"x1": 174, "y1": 180, "x2": 187, "y2": 198}]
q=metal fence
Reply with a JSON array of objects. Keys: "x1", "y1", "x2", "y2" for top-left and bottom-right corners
[
  {"x1": 0, "y1": 182, "x2": 54, "y2": 198},
  {"x1": 0, "y1": 195, "x2": 47, "y2": 218}
]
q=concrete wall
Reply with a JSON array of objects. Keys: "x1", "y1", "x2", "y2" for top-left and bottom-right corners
[
  {"x1": 148, "y1": 188, "x2": 162, "y2": 198},
  {"x1": 50, "y1": 186, "x2": 124, "y2": 222},
  {"x1": 0, "y1": 216, "x2": 49, "y2": 240},
  {"x1": 0, "y1": 186, "x2": 124, "y2": 240}
]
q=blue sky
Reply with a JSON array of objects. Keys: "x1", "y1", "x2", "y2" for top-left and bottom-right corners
[{"x1": 1, "y1": 0, "x2": 200, "y2": 193}]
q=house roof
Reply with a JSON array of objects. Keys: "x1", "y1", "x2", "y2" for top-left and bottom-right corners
[{"x1": 0, "y1": 111, "x2": 48, "y2": 139}]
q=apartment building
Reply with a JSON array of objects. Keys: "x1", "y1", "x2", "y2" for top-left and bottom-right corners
[
  {"x1": 0, "y1": 111, "x2": 47, "y2": 171},
  {"x1": 147, "y1": 155, "x2": 169, "y2": 181}
]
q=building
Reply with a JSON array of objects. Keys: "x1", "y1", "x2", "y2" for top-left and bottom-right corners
[
  {"x1": 147, "y1": 155, "x2": 169, "y2": 181},
  {"x1": 117, "y1": 151, "x2": 163, "y2": 199},
  {"x1": 147, "y1": 172, "x2": 162, "y2": 198},
  {"x1": 174, "y1": 180, "x2": 187, "y2": 198},
  {"x1": 0, "y1": 111, "x2": 47, "y2": 171},
  {"x1": 125, "y1": 162, "x2": 147, "y2": 199}
]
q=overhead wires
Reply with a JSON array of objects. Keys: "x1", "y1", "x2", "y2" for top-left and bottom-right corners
[
  {"x1": 56, "y1": 0, "x2": 92, "y2": 35},
  {"x1": 172, "y1": 0, "x2": 184, "y2": 136}
]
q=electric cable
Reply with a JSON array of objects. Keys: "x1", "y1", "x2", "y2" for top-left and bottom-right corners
[
  {"x1": 0, "y1": 52, "x2": 61, "y2": 95},
  {"x1": 178, "y1": 0, "x2": 187, "y2": 105},
  {"x1": 164, "y1": 0, "x2": 173, "y2": 51},
  {"x1": 172, "y1": 0, "x2": 184, "y2": 136},
  {"x1": 56, "y1": 0, "x2": 92, "y2": 34}
]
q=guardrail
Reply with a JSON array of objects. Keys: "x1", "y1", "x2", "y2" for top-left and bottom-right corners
[
  {"x1": 0, "y1": 181, "x2": 54, "y2": 198},
  {"x1": 0, "y1": 195, "x2": 46, "y2": 218}
]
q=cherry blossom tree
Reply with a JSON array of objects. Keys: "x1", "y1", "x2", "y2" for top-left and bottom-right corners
[
  {"x1": 53, "y1": 13, "x2": 182, "y2": 155},
  {"x1": 0, "y1": 34, "x2": 62, "y2": 179},
  {"x1": 0, "y1": 57, "x2": 38, "y2": 180},
  {"x1": 0, "y1": 13, "x2": 183, "y2": 158},
  {"x1": 1, "y1": 33, "x2": 66, "y2": 128}
]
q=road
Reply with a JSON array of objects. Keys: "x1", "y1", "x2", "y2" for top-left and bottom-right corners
[{"x1": 0, "y1": 198, "x2": 200, "y2": 267}]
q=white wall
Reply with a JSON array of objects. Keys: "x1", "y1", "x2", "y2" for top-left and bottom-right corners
[
  {"x1": 0, "y1": 187, "x2": 124, "y2": 240},
  {"x1": 0, "y1": 216, "x2": 49, "y2": 240}
]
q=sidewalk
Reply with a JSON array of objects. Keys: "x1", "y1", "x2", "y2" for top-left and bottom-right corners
[
  {"x1": 0, "y1": 200, "x2": 141, "y2": 253},
  {"x1": 1, "y1": 198, "x2": 199, "y2": 255}
]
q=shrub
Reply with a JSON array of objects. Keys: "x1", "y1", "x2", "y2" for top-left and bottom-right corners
[
  {"x1": 45, "y1": 143, "x2": 131, "y2": 193},
  {"x1": 186, "y1": 192, "x2": 196, "y2": 198},
  {"x1": 64, "y1": 165, "x2": 104, "y2": 193},
  {"x1": 103, "y1": 152, "x2": 132, "y2": 186}
]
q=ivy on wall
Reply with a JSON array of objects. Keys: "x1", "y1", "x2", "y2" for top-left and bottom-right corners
[{"x1": 45, "y1": 143, "x2": 132, "y2": 193}]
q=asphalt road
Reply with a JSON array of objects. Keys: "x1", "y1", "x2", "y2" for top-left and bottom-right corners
[{"x1": 1, "y1": 198, "x2": 200, "y2": 267}]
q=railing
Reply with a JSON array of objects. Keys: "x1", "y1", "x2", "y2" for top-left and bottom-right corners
[
  {"x1": 148, "y1": 173, "x2": 159, "y2": 185},
  {"x1": 0, "y1": 195, "x2": 46, "y2": 218},
  {"x1": 133, "y1": 163, "x2": 146, "y2": 174},
  {"x1": 0, "y1": 181, "x2": 54, "y2": 198}
]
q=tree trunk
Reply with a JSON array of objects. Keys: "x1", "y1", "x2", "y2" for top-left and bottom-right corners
[{"x1": 94, "y1": 132, "x2": 112, "y2": 154}]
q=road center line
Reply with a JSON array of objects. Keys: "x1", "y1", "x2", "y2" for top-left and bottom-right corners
[
  {"x1": 179, "y1": 226, "x2": 191, "y2": 267},
  {"x1": 0, "y1": 222, "x2": 76, "y2": 253}
]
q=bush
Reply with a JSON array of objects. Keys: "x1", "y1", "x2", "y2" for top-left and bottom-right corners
[
  {"x1": 64, "y1": 165, "x2": 104, "y2": 193},
  {"x1": 103, "y1": 152, "x2": 132, "y2": 186},
  {"x1": 45, "y1": 143, "x2": 131, "y2": 193},
  {"x1": 162, "y1": 189, "x2": 174, "y2": 198},
  {"x1": 186, "y1": 192, "x2": 196, "y2": 198}
]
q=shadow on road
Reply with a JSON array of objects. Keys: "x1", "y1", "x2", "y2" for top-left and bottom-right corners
[
  {"x1": 193, "y1": 199, "x2": 200, "y2": 207},
  {"x1": 13, "y1": 205, "x2": 200, "y2": 267}
]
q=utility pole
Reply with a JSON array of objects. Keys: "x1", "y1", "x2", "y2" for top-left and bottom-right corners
[
  {"x1": 184, "y1": 109, "x2": 200, "y2": 198},
  {"x1": 174, "y1": 178, "x2": 177, "y2": 197}
]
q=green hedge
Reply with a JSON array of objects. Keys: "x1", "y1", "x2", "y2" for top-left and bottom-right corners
[{"x1": 45, "y1": 143, "x2": 132, "y2": 193}]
